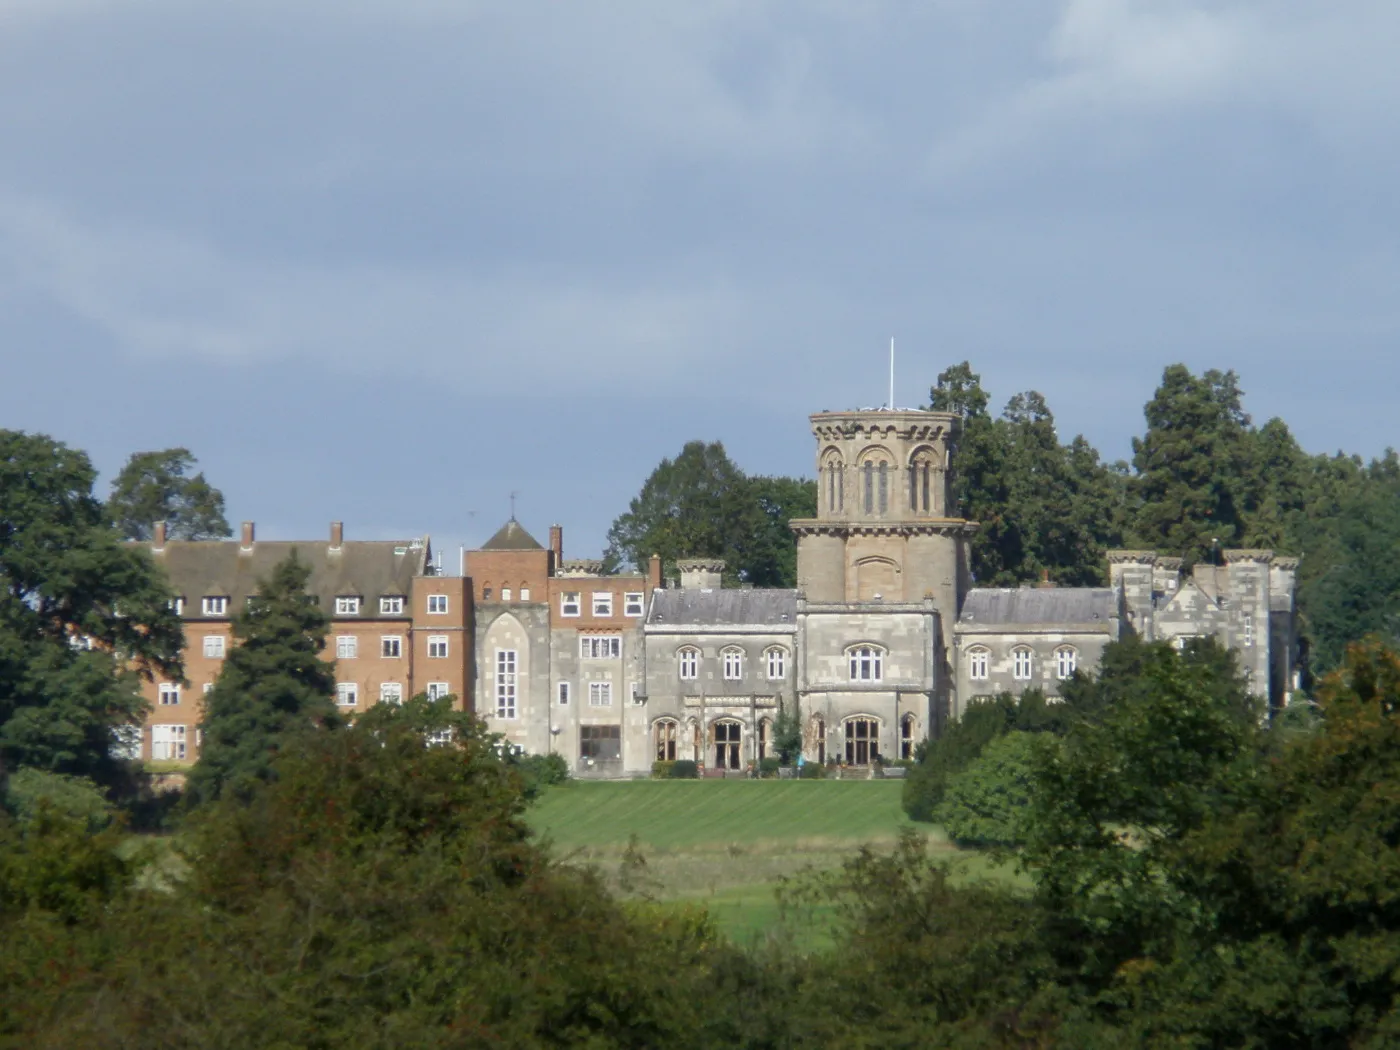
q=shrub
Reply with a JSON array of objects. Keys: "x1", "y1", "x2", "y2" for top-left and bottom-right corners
[
  {"x1": 512, "y1": 752, "x2": 569, "y2": 799},
  {"x1": 758, "y1": 757, "x2": 782, "y2": 778},
  {"x1": 4, "y1": 769, "x2": 113, "y2": 832},
  {"x1": 935, "y1": 731, "x2": 1040, "y2": 848},
  {"x1": 903, "y1": 695, "x2": 1017, "y2": 822},
  {"x1": 799, "y1": 762, "x2": 825, "y2": 779},
  {"x1": 669, "y1": 760, "x2": 699, "y2": 779},
  {"x1": 651, "y1": 760, "x2": 675, "y2": 779}
]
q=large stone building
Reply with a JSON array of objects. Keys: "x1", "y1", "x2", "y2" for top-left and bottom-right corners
[{"x1": 128, "y1": 402, "x2": 1299, "y2": 775}]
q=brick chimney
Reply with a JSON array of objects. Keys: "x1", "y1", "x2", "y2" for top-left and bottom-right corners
[
  {"x1": 549, "y1": 524, "x2": 563, "y2": 570},
  {"x1": 648, "y1": 553, "x2": 662, "y2": 592},
  {"x1": 240, "y1": 521, "x2": 255, "y2": 550},
  {"x1": 152, "y1": 520, "x2": 167, "y2": 551},
  {"x1": 330, "y1": 521, "x2": 344, "y2": 551}
]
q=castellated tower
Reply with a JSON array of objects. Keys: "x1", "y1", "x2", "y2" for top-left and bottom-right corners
[{"x1": 790, "y1": 408, "x2": 977, "y2": 642}]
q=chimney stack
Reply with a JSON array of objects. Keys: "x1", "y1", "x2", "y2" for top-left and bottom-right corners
[
  {"x1": 648, "y1": 553, "x2": 662, "y2": 592},
  {"x1": 549, "y1": 525, "x2": 563, "y2": 570},
  {"x1": 330, "y1": 521, "x2": 344, "y2": 550},
  {"x1": 240, "y1": 521, "x2": 255, "y2": 550},
  {"x1": 153, "y1": 521, "x2": 167, "y2": 551}
]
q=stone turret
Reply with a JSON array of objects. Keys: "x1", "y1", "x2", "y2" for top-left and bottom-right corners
[
  {"x1": 677, "y1": 558, "x2": 724, "y2": 591},
  {"x1": 1223, "y1": 549, "x2": 1273, "y2": 701}
]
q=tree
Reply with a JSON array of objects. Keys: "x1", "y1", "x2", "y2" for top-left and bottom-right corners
[
  {"x1": 107, "y1": 447, "x2": 231, "y2": 541},
  {"x1": 1131, "y1": 365, "x2": 1253, "y2": 563},
  {"x1": 186, "y1": 552, "x2": 339, "y2": 806},
  {"x1": 603, "y1": 441, "x2": 814, "y2": 586},
  {"x1": 0, "y1": 431, "x2": 183, "y2": 787},
  {"x1": 936, "y1": 731, "x2": 1041, "y2": 848}
]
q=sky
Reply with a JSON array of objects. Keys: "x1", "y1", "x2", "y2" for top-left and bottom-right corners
[{"x1": 2, "y1": 1, "x2": 1398, "y2": 567}]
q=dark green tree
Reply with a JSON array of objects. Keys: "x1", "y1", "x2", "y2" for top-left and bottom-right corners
[
  {"x1": 107, "y1": 447, "x2": 231, "y2": 541},
  {"x1": 1131, "y1": 365, "x2": 1253, "y2": 563},
  {"x1": 936, "y1": 730, "x2": 1041, "y2": 847},
  {"x1": 0, "y1": 431, "x2": 183, "y2": 787},
  {"x1": 186, "y1": 552, "x2": 339, "y2": 806},
  {"x1": 603, "y1": 441, "x2": 814, "y2": 586}
]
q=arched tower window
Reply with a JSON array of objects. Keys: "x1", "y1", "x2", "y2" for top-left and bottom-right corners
[
  {"x1": 860, "y1": 451, "x2": 892, "y2": 515},
  {"x1": 822, "y1": 449, "x2": 844, "y2": 514},
  {"x1": 908, "y1": 447, "x2": 936, "y2": 514}
]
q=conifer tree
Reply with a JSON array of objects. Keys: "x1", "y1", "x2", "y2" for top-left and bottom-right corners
[{"x1": 186, "y1": 552, "x2": 339, "y2": 807}]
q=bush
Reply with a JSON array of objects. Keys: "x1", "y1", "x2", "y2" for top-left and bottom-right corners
[
  {"x1": 935, "y1": 732, "x2": 1041, "y2": 848},
  {"x1": 651, "y1": 760, "x2": 675, "y2": 779},
  {"x1": 512, "y1": 752, "x2": 569, "y2": 799},
  {"x1": 4, "y1": 769, "x2": 113, "y2": 832},
  {"x1": 903, "y1": 696, "x2": 1017, "y2": 821},
  {"x1": 799, "y1": 761, "x2": 825, "y2": 779},
  {"x1": 758, "y1": 757, "x2": 782, "y2": 778},
  {"x1": 669, "y1": 760, "x2": 699, "y2": 779}
]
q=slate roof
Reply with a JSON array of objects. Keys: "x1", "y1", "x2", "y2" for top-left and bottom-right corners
[
  {"x1": 648, "y1": 588, "x2": 799, "y2": 627},
  {"x1": 957, "y1": 588, "x2": 1116, "y2": 627},
  {"x1": 480, "y1": 519, "x2": 544, "y2": 551},
  {"x1": 148, "y1": 539, "x2": 429, "y2": 619}
]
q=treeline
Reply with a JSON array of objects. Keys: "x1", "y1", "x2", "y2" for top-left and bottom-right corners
[
  {"x1": 7, "y1": 634, "x2": 1400, "y2": 1045},
  {"x1": 936, "y1": 361, "x2": 1400, "y2": 677}
]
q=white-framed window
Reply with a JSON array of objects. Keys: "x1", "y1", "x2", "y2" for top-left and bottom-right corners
[
  {"x1": 501, "y1": 587, "x2": 512, "y2": 602},
  {"x1": 678, "y1": 647, "x2": 699, "y2": 680},
  {"x1": 335, "y1": 596, "x2": 361, "y2": 615},
  {"x1": 1013, "y1": 648, "x2": 1033, "y2": 680},
  {"x1": 766, "y1": 647, "x2": 787, "y2": 680},
  {"x1": 427, "y1": 594, "x2": 449, "y2": 615},
  {"x1": 428, "y1": 635, "x2": 449, "y2": 659},
  {"x1": 558, "y1": 681, "x2": 571, "y2": 705},
  {"x1": 158, "y1": 682, "x2": 180, "y2": 706},
  {"x1": 426, "y1": 682, "x2": 451, "y2": 700},
  {"x1": 202, "y1": 635, "x2": 225, "y2": 659},
  {"x1": 381, "y1": 636, "x2": 402, "y2": 658},
  {"x1": 495, "y1": 649, "x2": 517, "y2": 719},
  {"x1": 624, "y1": 592, "x2": 645, "y2": 617},
  {"x1": 1172, "y1": 634, "x2": 1200, "y2": 652},
  {"x1": 151, "y1": 724, "x2": 186, "y2": 761},
  {"x1": 380, "y1": 596, "x2": 404, "y2": 615},
  {"x1": 380, "y1": 682, "x2": 403, "y2": 705},
  {"x1": 202, "y1": 596, "x2": 228, "y2": 616},
  {"x1": 336, "y1": 635, "x2": 358, "y2": 659},
  {"x1": 848, "y1": 645, "x2": 884, "y2": 682},
  {"x1": 592, "y1": 592, "x2": 613, "y2": 617},
  {"x1": 1243, "y1": 612, "x2": 1254, "y2": 647},
  {"x1": 426, "y1": 728, "x2": 453, "y2": 747},
  {"x1": 520, "y1": 587, "x2": 531, "y2": 602},
  {"x1": 589, "y1": 681, "x2": 613, "y2": 707},
  {"x1": 968, "y1": 647, "x2": 989, "y2": 680},
  {"x1": 722, "y1": 647, "x2": 744, "y2": 680},
  {"x1": 336, "y1": 682, "x2": 358, "y2": 707},
  {"x1": 1055, "y1": 647, "x2": 1077, "y2": 679},
  {"x1": 580, "y1": 635, "x2": 622, "y2": 659},
  {"x1": 561, "y1": 592, "x2": 581, "y2": 617},
  {"x1": 169, "y1": 597, "x2": 185, "y2": 616}
]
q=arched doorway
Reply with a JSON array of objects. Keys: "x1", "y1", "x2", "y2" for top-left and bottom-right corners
[
  {"x1": 713, "y1": 720, "x2": 742, "y2": 771},
  {"x1": 845, "y1": 717, "x2": 880, "y2": 766},
  {"x1": 654, "y1": 719, "x2": 678, "y2": 762}
]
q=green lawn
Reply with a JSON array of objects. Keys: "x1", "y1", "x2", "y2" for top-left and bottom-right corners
[{"x1": 527, "y1": 779, "x2": 1022, "y2": 948}]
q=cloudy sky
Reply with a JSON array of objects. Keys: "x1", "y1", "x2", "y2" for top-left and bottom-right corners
[{"x1": 2, "y1": 1, "x2": 1397, "y2": 564}]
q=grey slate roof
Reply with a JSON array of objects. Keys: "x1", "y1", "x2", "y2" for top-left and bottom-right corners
[
  {"x1": 148, "y1": 539, "x2": 429, "y2": 618},
  {"x1": 480, "y1": 519, "x2": 544, "y2": 551},
  {"x1": 648, "y1": 588, "x2": 799, "y2": 626},
  {"x1": 957, "y1": 588, "x2": 1116, "y2": 627}
]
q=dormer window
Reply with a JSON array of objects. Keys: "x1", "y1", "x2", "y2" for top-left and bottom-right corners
[
  {"x1": 380, "y1": 596, "x2": 405, "y2": 615},
  {"x1": 169, "y1": 597, "x2": 185, "y2": 616},
  {"x1": 335, "y1": 596, "x2": 361, "y2": 616},
  {"x1": 202, "y1": 596, "x2": 228, "y2": 616}
]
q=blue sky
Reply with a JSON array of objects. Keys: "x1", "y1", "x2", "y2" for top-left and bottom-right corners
[{"x1": 3, "y1": 1, "x2": 1397, "y2": 565}]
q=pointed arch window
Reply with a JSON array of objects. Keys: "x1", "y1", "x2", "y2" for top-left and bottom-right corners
[
  {"x1": 847, "y1": 645, "x2": 885, "y2": 682},
  {"x1": 1012, "y1": 647, "x2": 1033, "y2": 681},
  {"x1": 968, "y1": 647, "x2": 990, "y2": 681},
  {"x1": 654, "y1": 719, "x2": 678, "y2": 762},
  {"x1": 1055, "y1": 646, "x2": 1077, "y2": 679},
  {"x1": 678, "y1": 647, "x2": 699, "y2": 681}
]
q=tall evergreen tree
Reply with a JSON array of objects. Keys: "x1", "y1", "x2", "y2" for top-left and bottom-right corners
[
  {"x1": 1131, "y1": 365, "x2": 1253, "y2": 562},
  {"x1": 0, "y1": 431, "x2": 182, "y2": 786},
  {"x1": 186, "y1": 552, "x2": 339, "y2": 806},
  {"x1": 107, "y1": 447, "x2": 231, "y2": 541}
]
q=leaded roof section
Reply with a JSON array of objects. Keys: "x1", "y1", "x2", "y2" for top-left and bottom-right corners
[
  {"x1": 148, "y1": 539, "x2": 428, "y2": 617},
  {"x1": 648, "y1": 589, "x2": 799, "y2": 627},
  {"x1": 958, "y1": 588, "x2": 1116, "y2": 627},
  {"x1": 480, "y1": 519, "x2": 544, "y2": 551}
]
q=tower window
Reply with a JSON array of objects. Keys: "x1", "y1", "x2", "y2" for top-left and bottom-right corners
[
  {"x1": 863, "y1": 461, "x2": 874, "y2": 514},
  {"x1": 848, "y1": 645, "x2": 884, "y2": 682},
  {"x1": 878, "y1": 461, "x2": 888, "y2": 514}
]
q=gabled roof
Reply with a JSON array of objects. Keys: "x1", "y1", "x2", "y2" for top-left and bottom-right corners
[
  {"x1": 480, "y1": 519, "x2": 544, "y2": 551},
  {"x1": 958, "y1": 588, "x2": 1116, "y2": 627},
  {"x1": 648, "y1": 588, "x2": 799, "y2": 627},
  {"x1": 144, "y1": 538, "x2": 429, "y2": 617}
]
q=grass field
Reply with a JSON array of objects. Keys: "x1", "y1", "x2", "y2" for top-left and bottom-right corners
[{"x1": 527, "y1": 779, "x2": 1021, "y2": 947}]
